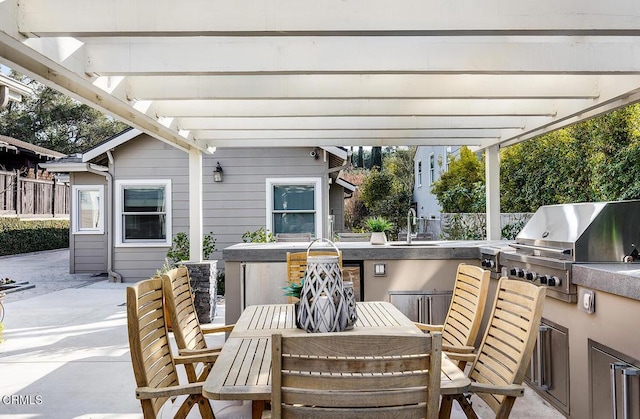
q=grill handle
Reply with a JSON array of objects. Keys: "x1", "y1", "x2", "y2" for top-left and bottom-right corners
[
  {"x1": 417, "y1": 296, "x2": 423, "y2": 323},
  {"x1": 509, "y1": 243, "x2": 572, "y2": 255}
]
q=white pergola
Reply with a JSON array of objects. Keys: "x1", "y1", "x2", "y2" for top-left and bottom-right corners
[{"x1": 2, "y1": 0, "x2": 640, "y2": 249}]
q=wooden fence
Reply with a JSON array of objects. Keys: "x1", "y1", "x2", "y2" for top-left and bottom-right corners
[{"x1": 0, "y1": 170, "x2": 69, "y2": 217}]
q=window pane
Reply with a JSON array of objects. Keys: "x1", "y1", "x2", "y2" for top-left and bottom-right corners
[
  {"x1": 78, "y1": 190, "x2": 100, "y2": 229},
  {"x1": 273, "y1": 213, "x2": 315, "y2": 235},
  {"x1": 124, "y1": 214, "x2": 166, "y2": 240},
  {"x1": 273, "y1": 185, "x2": 314, "y2": 211},
  {"x1": 124, "y1": 187, "x2": 165, "y2": 212}
]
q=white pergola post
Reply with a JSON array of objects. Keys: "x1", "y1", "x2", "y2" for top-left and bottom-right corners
[
  {"x1": 189, "y1": 148, "x2": 203, "y2": 261},
  {"x1": 485, "y1": 145, "x2": 501, "y2": 240}
]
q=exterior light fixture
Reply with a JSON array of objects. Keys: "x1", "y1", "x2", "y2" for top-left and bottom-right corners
[{"x1": 213, "y1": 162, "x2": 223, "y2": 182}]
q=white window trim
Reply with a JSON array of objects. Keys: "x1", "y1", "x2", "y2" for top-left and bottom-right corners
[
  {"x1": 71, "y1": 185, "x2": 104, "y2": 234},
  {"x1": 429, "y1": 153, "x2": 436, "y2": 185},
  {"x1": 265, "y1": 177, "x2": 323, "y2": 238},
  {"x1": 115, "y1": 179, "x2": 172, "y2": 247}
]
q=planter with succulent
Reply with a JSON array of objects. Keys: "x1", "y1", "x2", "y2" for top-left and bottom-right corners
[{"x1": 365, "y1": 216, "x2": 394, "y2": 245}]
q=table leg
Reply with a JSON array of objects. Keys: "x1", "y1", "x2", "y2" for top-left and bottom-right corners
[
  {"x1": 439, "y1": 395, "x2": 454, "y2": 419},
  {"x1": 252, "y1": 400, "x2": 266, "y2": 419}
]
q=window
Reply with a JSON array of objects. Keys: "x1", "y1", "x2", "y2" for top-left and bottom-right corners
[
  {"x1": 115, "y1": 179, "x2": 172, "y2": 247},
  {"x1": 266, "y1": 178, "x2": 322, "y2": 238},
  {"x1": 417, "y1": 161, "x2": 423, "y2": 187},
  {"x1": 429, "y1": 153, "x2": 436, "y2": 184},
  {"x1": 72, "y1": 185, "x2": 104, "y2": 234}
]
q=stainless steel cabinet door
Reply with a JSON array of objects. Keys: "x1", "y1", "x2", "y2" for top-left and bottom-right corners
[
  {"x1": 589, "y1": 340, "x2": 640, "y2": 419},
  {"x1": 388, "y1": 291, "x2": 452, "y2": 324}
]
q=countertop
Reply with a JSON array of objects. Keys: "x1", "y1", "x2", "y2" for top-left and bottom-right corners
[
  {"x1": 222, "y1": 240, "x2": 510, "y2": 262},
  {"x1": 573, "y1": 263, "x2": 640, "y2": 301}
]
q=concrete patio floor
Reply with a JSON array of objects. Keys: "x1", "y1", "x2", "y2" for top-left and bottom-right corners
[{"x1": 0, "y1": 250, "x2": 563, "y2": 418}]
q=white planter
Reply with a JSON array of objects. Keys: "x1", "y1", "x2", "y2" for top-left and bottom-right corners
[{"x1": 370, "y1": 232, "x2": 388, "y2": 245}]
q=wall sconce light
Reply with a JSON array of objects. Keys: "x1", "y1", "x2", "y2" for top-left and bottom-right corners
[{"x1": 213, "y1": 162, "x2": 223, "y2": 182}]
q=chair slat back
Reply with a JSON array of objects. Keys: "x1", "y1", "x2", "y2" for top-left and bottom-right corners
[
  {"x1": 272, "y1": 333, "x2": 442, "y2": 419},
  {"x1": 161, "y1": 267, "x2": 207, "y2": 382},
  {"x1": 285, "y1": 251, "x2": 343, "y2": 303},
  {"x1": 469, "y1": 277, "x2": 546, "y2": 415},
  {"x1": 440, "y1": 264, "x2": 491, "y2": 349},
  {"x1": 127, "y1": 278, "x2": 179, "y2": 418}
]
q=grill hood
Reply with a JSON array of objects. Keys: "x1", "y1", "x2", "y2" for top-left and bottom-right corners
[{"x1": 514, "y1": 200, "x2": 640, "y2": 262}]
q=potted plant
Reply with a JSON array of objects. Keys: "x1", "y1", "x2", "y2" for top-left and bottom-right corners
[
  {"x1": 283, "y1": 277, "x2": 305, "y2": 328},
  {"x1": 365, "y1": 216, "x2": 394, "y2": 245}
]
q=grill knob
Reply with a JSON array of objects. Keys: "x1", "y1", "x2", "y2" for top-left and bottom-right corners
[
  {"x1": 525, "y1": 271, "x2": 536, "y2": 281},
  {"x1": 538, "y1": 275, "x2": 550, "y2": 285},
  {"x1": 517, "y1": 269, "x2": 525, "y2": 278},
  {"x1": 510, "y1": 267, "x2": 518, "y2": 276},
  {"x1": 482, "y1": 259, "x2": 495, "y2": 268},
  {"x1": 547, "y1": 276, "x2": 562, "y2": 287}
]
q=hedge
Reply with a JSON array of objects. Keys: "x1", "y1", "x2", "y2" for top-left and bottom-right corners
[{"x1": 0, "y1": 218, "x2": 69, "y2": 256}]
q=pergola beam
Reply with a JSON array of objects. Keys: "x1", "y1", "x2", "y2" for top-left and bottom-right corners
[{"x1": 17, "y1": 0, "x2": 640, "y2": 35}]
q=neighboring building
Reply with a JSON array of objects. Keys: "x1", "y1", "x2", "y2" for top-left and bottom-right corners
[
  {"x1": 413, "y1": 146, "x2": 461, "y2": 221},
  {"x1": 43, "y1": 128, "x2": 355, "y2": 282},
  {"x1": 0, "y1": 134, "x2": 65, "y2": 177}
]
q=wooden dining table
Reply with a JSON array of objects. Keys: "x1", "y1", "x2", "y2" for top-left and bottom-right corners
[{"x1": 202, "y1": 302, "x2": 471, "y2": 418}]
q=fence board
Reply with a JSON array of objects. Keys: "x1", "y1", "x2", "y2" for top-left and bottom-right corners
[{"x1": 0, "y1": 170, "x2": 69, "y2": 217}]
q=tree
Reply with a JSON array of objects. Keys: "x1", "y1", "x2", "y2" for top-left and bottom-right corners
[
  {"x1": 431, "y1": 146, "x2": 485, "y2": 213},
  {"x1": 370, "y1": 146, "x2": 382, "y2": 170},
  {"x1": 500, "y1": 104, "x2": 640, "y2": 212},
  {"x1": 0, "y1": 72, "x2": 129, "y2": 154}
]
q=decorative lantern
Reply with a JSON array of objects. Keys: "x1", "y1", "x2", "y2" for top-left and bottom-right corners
[{"x1": 297, "y1": 239, "x2": 348, "y2": 333}]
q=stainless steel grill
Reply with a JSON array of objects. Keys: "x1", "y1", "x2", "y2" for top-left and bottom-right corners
[{"x1": 501, "y1": 200, "x2": 640, "y2": 303}]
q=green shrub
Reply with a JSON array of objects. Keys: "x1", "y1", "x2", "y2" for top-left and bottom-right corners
[
  {"x1": 0, "y1": 218, "x2": 69, "y2": 256},
  {"x1": 242, "y1": 227, "x2": 274, "y2": 243},
  {"x1": 166, "y1": 231, "x2": 217, "y2": 264}
]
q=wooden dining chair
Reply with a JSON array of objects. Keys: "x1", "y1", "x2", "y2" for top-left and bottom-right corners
[
  {"x1": 269, "y1": 332, "x2": 443, "y2": 419},
  {"x1": 440, "y1": 277, "x2": 546, "y2": 419},
  {"x1": 414, "y1": 263, "x2": 490, "y2": 360},
  {"x1": 126, "y1": 277, "x2": 215, "y2": 419},
  {"x1": 161, "y1": 266, "x2": 234, "y2": 383}
]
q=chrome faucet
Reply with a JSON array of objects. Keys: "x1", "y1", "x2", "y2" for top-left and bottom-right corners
[{"x1": 407, "y1": 208, "x2": 417, "y2": 244}]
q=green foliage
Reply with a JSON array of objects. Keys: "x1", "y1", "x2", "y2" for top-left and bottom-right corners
[
  {"x1": 440, "y1": 213, "x2": 486, "y2": 240},
  {"x1": 241, "y1": 227, "x2": 274, "y2": 243},
  {"x1": 166, "y1": 231, "x2": 217, "y2": 264},
  {"x1": 365, "y1": 216, "x2": 394, "y2": 232},
  {"x1": 216, "y1": 269, "x2": 226, "y2": 296},
  {"x1": 0, "y1": 219, "x2": 69, "y2": 256},
  {"x1": 282, "y1": 276, "x2": 304, "y2": 300},
  {"x1": 0, "y1": 71, "x2": 129, "y2": 154},
  {"x1": 500, "y1": 104, "x2": 640, "y2": 212},
  {"x1": 431, "y1": 146, "x2": 486, "y2": 213}
]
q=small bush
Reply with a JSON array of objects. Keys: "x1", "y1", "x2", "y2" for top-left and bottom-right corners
[{"x1": 0, "y1": 218, "x2": 69, "y2": 256}]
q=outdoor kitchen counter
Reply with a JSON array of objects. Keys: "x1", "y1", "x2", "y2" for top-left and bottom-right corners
[
  {"x1": 222, "y1": 239, "x2": 503, "y2": 262},
  {"x1": 572, "y1": 263, "x2": 640, "y2": 301}
]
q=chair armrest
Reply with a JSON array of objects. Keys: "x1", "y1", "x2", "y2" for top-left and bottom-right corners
[
  {"x1": 174, "y1": 352, "x2": 220, "y2": 365},
  {"x1": 414, "y1": 322, "x2": 444, "y2": 332},
  {"x1": 469, "y1": 382, "x2": 525, "y2": 398},
  {"x1": 136, "y1": 382, "x2": 203, "y2": 399},
  {"x1": 178, "y1": 347, "x2": 223, "y2": 356},
  {"x1": 444, "y1": 352, "x2": 477, "y2": 363},
  {"x1": 201, "y1": 324, "x2": 235, "y2": 334},
  {"x1": 442, "y1": 344, "x2": 475, "y2": 354}
]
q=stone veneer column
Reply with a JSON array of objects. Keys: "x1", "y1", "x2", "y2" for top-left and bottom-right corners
[{"x1": 182, "y1": 260, "x2": 217, "y2": 324}]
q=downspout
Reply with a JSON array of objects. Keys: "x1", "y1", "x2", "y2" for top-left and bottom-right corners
[{"x1": 85, "y1": 153, "x2": 122, "y2": 282}]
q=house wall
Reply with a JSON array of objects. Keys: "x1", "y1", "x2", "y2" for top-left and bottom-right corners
[
  {"x1": 110, "y1": 134, "x2": 189, "y2": 281},
  {"x1": 329, "y1": 184, "x2": 345, "y2": 237},
  {"x1": 86, "y1": 137, "x2": 345, "y2": 282},
  {"x1": 413, "y1": 146, "x2": 462, "y2": 221},
  {"x1": 202, "y1": 147, "x2": 338, "y2": 265},
  {"x1": 69, "y1": 171, "x2": 108, "y2": 273}
]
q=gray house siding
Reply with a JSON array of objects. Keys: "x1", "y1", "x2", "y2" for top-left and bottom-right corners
[
  {"x1": 329, "y1": 185, "x2": 345, "y2": 237},
  {"x1": 65, "y1": 134, "x2": 347, "y2": 282},
  {"x1": 69, "y1": 171, "x2": 107, "y2": 274},
  {"x1": 110, "y1": 134, "x2": 189, "y2": 282},
  {"x1": 202, "y1": 147, "x2": 335, "y2": 264}
]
